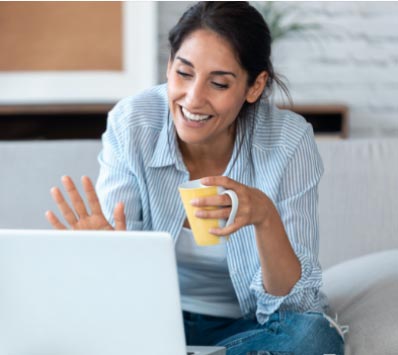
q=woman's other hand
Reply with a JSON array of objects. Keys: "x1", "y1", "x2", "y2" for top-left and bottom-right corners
[
  {"x1": 192, "y1": 176, "x2": 271, "y2": 236},
  {"x1": 45, "y1": 175, "x2": 126, "y2": 231}
]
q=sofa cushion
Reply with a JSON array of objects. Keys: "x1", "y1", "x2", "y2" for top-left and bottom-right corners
[
  {"x1": 317, "y1": 138, "x2": 398, "y2": 268},
  {"x1": 0, "y1": 140, "x2": 101, "y2": 229},
  {"x1": 322, "y1": 250, "x2": 398, "y2": 354}
]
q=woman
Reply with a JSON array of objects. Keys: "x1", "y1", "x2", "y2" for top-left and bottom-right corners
[{"x1": 46, "y1": 2, "x2": 345, "y2": 354}]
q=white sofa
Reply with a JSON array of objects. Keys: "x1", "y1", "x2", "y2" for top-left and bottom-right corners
[{"x1": 1, "y1": 138, "x2": 398, "y2": 354}]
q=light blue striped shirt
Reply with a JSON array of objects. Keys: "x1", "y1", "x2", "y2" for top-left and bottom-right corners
[{"x1": 96, "y1": 84, "x2": 327, "y2": 324}]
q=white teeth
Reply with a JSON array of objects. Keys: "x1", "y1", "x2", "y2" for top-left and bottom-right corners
[{"x1": 182, "y1": 107, "x2": 211, "y2": 121}]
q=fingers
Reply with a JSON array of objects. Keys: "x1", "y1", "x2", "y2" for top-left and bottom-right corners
[
  {"x1": 195, "y1": 207, "x2": 231, "y2": 220},
  {"x1": 81, "y1": 176, "x2": 103, "y2": 216},
  {"x1": 61, "y1": 176, "x2": 88, "y2": 218},
  {"x1": 200, "y1": 176, "x2": 237, "y2": 190},
  {"x1": 191, "y1": 194, "x2": 232, "y2": 208},
  {"x1": 48, "y1": 175, "x2": 120, "y2": 231},
  {"x1": 114, "y1": 202, "x2": 126, "y2": 230},
  {"x1": 45, "y1": 210, "x2": 67, "y2": 230},
  {"x1": 209, "y1": 220, "x2": 244, "y2": 237},
  {"x1": 50, "y1": 186, "x2": 79, "y2": 226},
  {"x1": 191, "y1": 192, "x2": 236, "y2": 228}
]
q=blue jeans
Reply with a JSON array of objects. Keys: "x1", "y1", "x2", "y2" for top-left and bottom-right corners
[{"x1": 183, "y1": 310, "x2": 345, "y2": 355}]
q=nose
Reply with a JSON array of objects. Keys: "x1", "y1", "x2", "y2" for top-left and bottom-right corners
[{"x1": 185, "y1": 79, "x2": 207, "y2": 109}]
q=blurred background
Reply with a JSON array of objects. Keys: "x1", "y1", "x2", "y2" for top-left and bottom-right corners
[{"x1": 1, "y1": 1, "x2": 398, "y2": 140}]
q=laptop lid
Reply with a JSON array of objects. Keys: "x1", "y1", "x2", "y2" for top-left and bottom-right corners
[{"x1": 0, "y1": 229, "x2": 186, "y2": 355}]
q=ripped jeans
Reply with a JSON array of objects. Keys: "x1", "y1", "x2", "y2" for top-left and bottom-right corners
[{"x1": 183, "y1": 310, "x2": 345, "y2": 355}]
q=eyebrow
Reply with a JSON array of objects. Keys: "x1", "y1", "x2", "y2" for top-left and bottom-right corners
[{"x1": 176, "y1": 56, "x2": 237, "y2": 78}]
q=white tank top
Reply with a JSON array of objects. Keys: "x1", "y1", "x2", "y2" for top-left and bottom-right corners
[{"x1": 175, "y1": 227, "x2": 242, "y2": 319}]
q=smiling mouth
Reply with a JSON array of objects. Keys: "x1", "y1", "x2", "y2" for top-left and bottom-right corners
[{"x1": 180, "y1": 106, "x2": 213, "y2": 122}]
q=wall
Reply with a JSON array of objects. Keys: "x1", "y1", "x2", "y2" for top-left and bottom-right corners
[
  {"x1": 0, "y1": 2, "x2": 157, "y2": 104},
  {"x1": 157, "y1": 2, "x2": 398, "y2": 138}
]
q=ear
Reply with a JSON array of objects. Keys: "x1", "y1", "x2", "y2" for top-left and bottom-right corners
[{"x1": 245, "y1": 71, "x2": 268, "y2": 104}]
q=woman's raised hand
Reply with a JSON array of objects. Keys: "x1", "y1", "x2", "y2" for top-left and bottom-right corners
[{"x1": 45, "y1": 176, "x2": 126, "y2": 231}]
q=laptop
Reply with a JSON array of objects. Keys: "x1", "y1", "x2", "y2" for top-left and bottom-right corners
[{"x1": 0, "y1": 229, "x2": 225, "y2": 355}]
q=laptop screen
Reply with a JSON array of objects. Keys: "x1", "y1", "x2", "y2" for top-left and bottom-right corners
[{"x1": 0, "y1": 229, "x2": 187, "y2": 355}]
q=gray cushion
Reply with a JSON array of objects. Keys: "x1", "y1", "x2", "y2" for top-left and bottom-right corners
[
  {"x1": 317, "y1": 138, "x2": 398, "y2": 268},
  {"x1": 322, "y1": 250, "x2": 398, "y2": 355},
  {"x1": 0, "y1": 140, "x2": 101, "y2": 229}
]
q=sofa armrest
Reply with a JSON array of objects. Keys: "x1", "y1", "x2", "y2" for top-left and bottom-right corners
[{"x1": 322, "y1": 250, "x2": 398, "y2": 355}]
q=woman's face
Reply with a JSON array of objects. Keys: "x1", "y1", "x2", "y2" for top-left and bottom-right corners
[{"x1": 167, "y1": 29, "x2": 258, "y2": 146}]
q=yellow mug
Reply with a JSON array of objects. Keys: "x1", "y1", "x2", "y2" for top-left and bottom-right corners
[{"x1": 179, "y1": 179, "x2": 239, "y2": 246}]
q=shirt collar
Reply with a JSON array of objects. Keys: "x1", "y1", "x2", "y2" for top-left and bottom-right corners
[
  {"x1": 148, "y1": 111, "x2": 187, "y2": 172},
  {"x1": 223, "y1": 116, "x2": 251, "y2": 181}
]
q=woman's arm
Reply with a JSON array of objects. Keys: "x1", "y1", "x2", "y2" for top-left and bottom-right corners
[
  {"x1": 193, "y1": 178, "x2": 301, "y2": 296},
  {"x1": 253, "y1": 195, "x2": 301, "y2": 296},
  {"x1": 194, "y1": 124, "x2": 323, "y2": 299}
]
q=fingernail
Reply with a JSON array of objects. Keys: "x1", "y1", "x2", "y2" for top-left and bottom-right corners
[
  {"x1": 190, "y1": 199, "x2": 199, "y2": 205},
  {"x1": 195, "y1": 210, "x2": 204, "y2": 217}
]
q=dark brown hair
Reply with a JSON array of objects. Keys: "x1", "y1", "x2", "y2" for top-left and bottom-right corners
[{"x1": 168, "y1": 1, "x2": 290, "y2": 101}]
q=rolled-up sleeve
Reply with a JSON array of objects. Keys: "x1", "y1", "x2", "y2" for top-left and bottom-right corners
[
  {"x1": 96, "y1": 107, "x2": 143, "y2": 231},
  {"x1": 249, "y1": 125, "x2": 324, "y2": 324}
]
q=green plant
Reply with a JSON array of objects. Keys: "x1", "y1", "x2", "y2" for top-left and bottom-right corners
[{"x1": 254, "y1": 2, "x2": 320, "y2": 43}]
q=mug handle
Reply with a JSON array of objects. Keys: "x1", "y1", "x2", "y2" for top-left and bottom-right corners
[{"x1": 220, "y1": 189, "x2": 239, "y2": 228}]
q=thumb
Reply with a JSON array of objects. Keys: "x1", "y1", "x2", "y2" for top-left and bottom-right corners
[{"x1": 114, "y1": 202, "x2": 126, "y2": 231}]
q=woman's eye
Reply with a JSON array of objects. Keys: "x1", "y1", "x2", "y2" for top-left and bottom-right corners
[
  {"x1": 176, "y1": 70, "x2": 191, "y2": 78},
  {"x1": 212, "y1": 82, "x2": 229, "y2": 89}
]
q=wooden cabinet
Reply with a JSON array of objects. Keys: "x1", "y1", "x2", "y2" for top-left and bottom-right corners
[
  {"x1": 0, "y1": 104, "x2": 112, "y2": 140},
  {"x1": 278, "y1": 104, "x2": 349, "y2": 139},
  {"x1": 0, "y1": 103, "x2": 349, "y2": 140}
]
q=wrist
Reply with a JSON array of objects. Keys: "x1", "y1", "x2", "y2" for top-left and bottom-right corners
[{"x1": 253, "y1": 192, "x2": 275, "y2": 229}]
